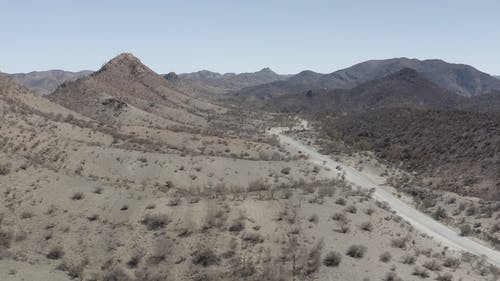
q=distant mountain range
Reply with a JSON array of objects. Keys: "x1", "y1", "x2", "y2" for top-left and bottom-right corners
[
  {"x1": 3, "y1": 70, "x2": 92, "y2": 95},
  {"x1": 234, "y1": 58, "x2": 500, "y2": 98},
  {"x1": 170, "y1": 68, "x2": 291, "y2": 95}
]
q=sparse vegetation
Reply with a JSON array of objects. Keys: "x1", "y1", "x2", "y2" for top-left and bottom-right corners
[
  {"x1": 346, "y1": 245, "x2": 367, "y2": 258},
  {"x1": 323, "y1": 251, "x2": 342, "y2": 267}
]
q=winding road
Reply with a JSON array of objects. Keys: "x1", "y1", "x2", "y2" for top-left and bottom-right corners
[{"x1": 270, "y1": 124, "x2": 500, "y2": 267}]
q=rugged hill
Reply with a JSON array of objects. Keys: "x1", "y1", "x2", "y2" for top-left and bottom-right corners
[
  {"x1": 5, "y1": 70, "x2": 92, "y2": 95},
  {"x1": 236, "y1": 58, "x2": 500, "y2": 98},
  {"x1": 323, "y1": 108, "x2": 500, "y2": 201},
  {"x1": 175, "y1": 67, "x2": 289, "y2": 95},
  {"x1": 49, "y1": 53, "x2": 222, "y2": 128},
  {"x1": 257, "y1": 68, "x2": 462, "y2": 114}
]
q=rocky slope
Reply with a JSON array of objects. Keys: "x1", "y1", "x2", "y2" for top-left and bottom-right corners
[
  {"x1": 49, "y1": 53, "x2": 222, "y2": 128},
  {"x1": 323, "y1": 108, "x2": 500, "y2": 201}
]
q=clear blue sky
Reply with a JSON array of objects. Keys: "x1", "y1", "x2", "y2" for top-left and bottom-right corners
[{"x1": 1, "y1": 0, "x2": 499, "y2": 75}]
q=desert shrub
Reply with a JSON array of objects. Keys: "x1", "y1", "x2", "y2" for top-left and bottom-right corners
[
  {"x1": 280, "y1": 167, "x2": 291, "y2": 175},
  {"x1": 0, "y1": 163, "x2": 11, "y2": 175},
  {"x1": 228, "y1": 220, "x2": 245, "y2": 232},
  {"x1": 141, "y1": 214, "x2": 171, "y2": 231},
  {"x1": 308, "y1": 214, "x2": 318, "y2": 223},
  {"x1": 432, "y1": 206, "x2": 447, "y2": 220},
  {"x1": 242, "y1": 232, "x2": 264, "y2": 244},
  {"x1": 360, "y1": 221, "x2": 373, "y2": 232},
  {"x1": 56, "y1": 260, "x2": 87, "y2": 279},
  {"x1": 336, "y1": 220, "x2": 350, "y2": 233},
  {"x1": 412, "y1": 266, "x2": 430, "y2": 278},
  {"x1": 459, "y1": 224, "x2": 472, "y2": 236},
  {"x1": 436, "y1": 273, "x2": 453, "y2": 281},
  {"x1": 331, "y1": 212, "x2": 347, "y2": 222},
  {"x1": 70, "y1": 192, "x2": 84, "y2": 200},
  {"x1": 148, "y1": 238, "x2": 172, "y2": 264},
  {"x1": 102, "y1": 266, "x2": 132, "y2": 281},
  {"x1": 423, "y1": 259, "x2": 442, "y2": 271},
  {"x1": 203, "y1": 203, "x2": 227, "y2": 229},
  {"x1": 20, "y1": 211, "x2": 33, "y2": 219},
  {"x1": 167, "y1": 197, "x2": 181, "y2": 206},
  {"x1": 401, "y1": 254, "x2": 416, "y2": 265},
  {"x1": 46, "y1": 246, "x2": 64, "y2": 260},
  {"x1": 383, "y1": 272, "x2": 402, "y2": 281},
  {"x1": 442, "y1": 257, "x2": 461, "y2": 268},
  {"x1": 126, "y1": 254, "x2": 141, "y2": 269},
  {"x1": 317, "y1": 186, "x2": 334, "y2": 198},
  {"x1": 364, "y1": 207, "x2": 375, "y2": 215},
  {"x1": 247, "y1": 179, "x2": 268, "y2": 192},
  {"x1": 379, "y1": 251, "x2": 392, "y2": 262},
  {"x1": 93, "y1": 187, "x2": 103, "y2": 194},
  {"x1": 0, "y1": 229, "x2": 13, "y2": 249},
  {"x1": 335, "y1": 198, "x2": 347, "y2": 206},
  {"x1": 192, "y1": 248, "x2": 219, "y2": 267},
  {"x1": 346, "y1": 245, "x2": 367, "y2": 258},
  {"x1": 303, "y1": 240, "x2": 323, "y2": 275},
  {"x1": 390, "y1": 237, "x2": 408, "y2": 249},
  {"x1": 345, "y1": 205, "x2": 357, "y2": 213},
  {"x1": 323, "y1": 251, "x2": 342, "y2": 267}
]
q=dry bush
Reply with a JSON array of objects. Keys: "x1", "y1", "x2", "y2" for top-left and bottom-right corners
[
  {"x1": 0, "y1": 229, "x2": 13, "y2": 249},
  {"x1": 331, "y1": 212, "x2": 347, "y2": 222},
  {"x1": 432, "y1": 206, "x2": 448, "y2": 221},
  {"x1": 242, "y1": 232, "x2": 264, "y2": 244},
  {"x1": 148, "y1": 237, "x2": 173, "y2": 264},
  {"x1": 401, "y1": 254, "x2": 416, "y2": 265},
  {"x1": 102, "y1": 266, "x2": 132, "y2": 281},
  {"x1": 56, "y1": 260, "x2": 87, "y2": 279},
  {"x1": 360, "y1": 221, "x2": 373, "y2": 232},
  {"x1": 346, "y1": 245, "x2": 367, "y2": 258},
  {"x1": 280, "y1": 167, "x2": 291, "y2": 175},
  {"x1": 317, "y1": 186, "x2": 334, "y2": 198},
  {"x1": 323, "y1": 251, "x2": 342, "y2": 267},
  {"x1": 303, "y1": 239, "x2": 323, "y2": 276},
  {"x1": 228, "y1": 220, "x2": 245, "y2": 232},
  {"x1": 46, "y1": 246, "x2": 64, "y2": 260},
  {"x1": 345, "y1": 205, "x2": 357, "y2": 213},
  {"x1": 364, "y1": 207, "x2": 375, "y2": 215},
  {"x1": 383, "y1": 272, "x2": 402, "y2": 281},
  {"x1": 390, "y1": 237, "x2": 408, "y2": 249},
  {"x1": 412, "y1": 266, "x2": 430, "y2": 278},
  {"x1": 203, "y1": 202, "x2": 227, "y2": 229},
  {"x1": 0, "y1": 163, "x2": 11, "y2": 176},
  {"x1": 443, "y1": 257, "x2": 461, "y2": 268},
  {"x1": 70, "y1": 192, "x2": 84, "y2": 200},
  {"x1": 336, "y1": 220, "x2": 350, "y2": 233},
  {"x1": 335, "y1": 197, "x2": 347, "y2": 206},
  {"x1": 192, "y1": 248, "x2": 219, "y2": 267},
  {"x1": 141, "y1": 214, "x2": 171, "y2": 231},
  {"x1": 379, "y1": 251, "x2": 392, "y2": 262},
  {"x1": 308, "y1": 214, "x2": 318, "y2": 223},
  {"x1": 247, "y1": 179, "x2": 268, "y2": 192},
  {"x1": 459, "y1": 224, "x2": 472, "y2": 236},
  {"x1": 423, "y1": 259, "x2": 442, "y2": 271}
]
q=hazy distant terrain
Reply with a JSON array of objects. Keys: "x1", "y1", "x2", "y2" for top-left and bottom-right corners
[
  {"x1": 4, "y1": 70, "x2": 92, "y2": 95},
  {"x1": 234, "y1": 58, "x2": 500, "y2": 99},
  {"x1": 172, "y1": 68, "x2": 290, "y2": 95}
]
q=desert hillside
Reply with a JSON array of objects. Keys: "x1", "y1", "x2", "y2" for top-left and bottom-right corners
[{"x1": 1, "y1": 55, "x2": 496, "y2": 281}]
